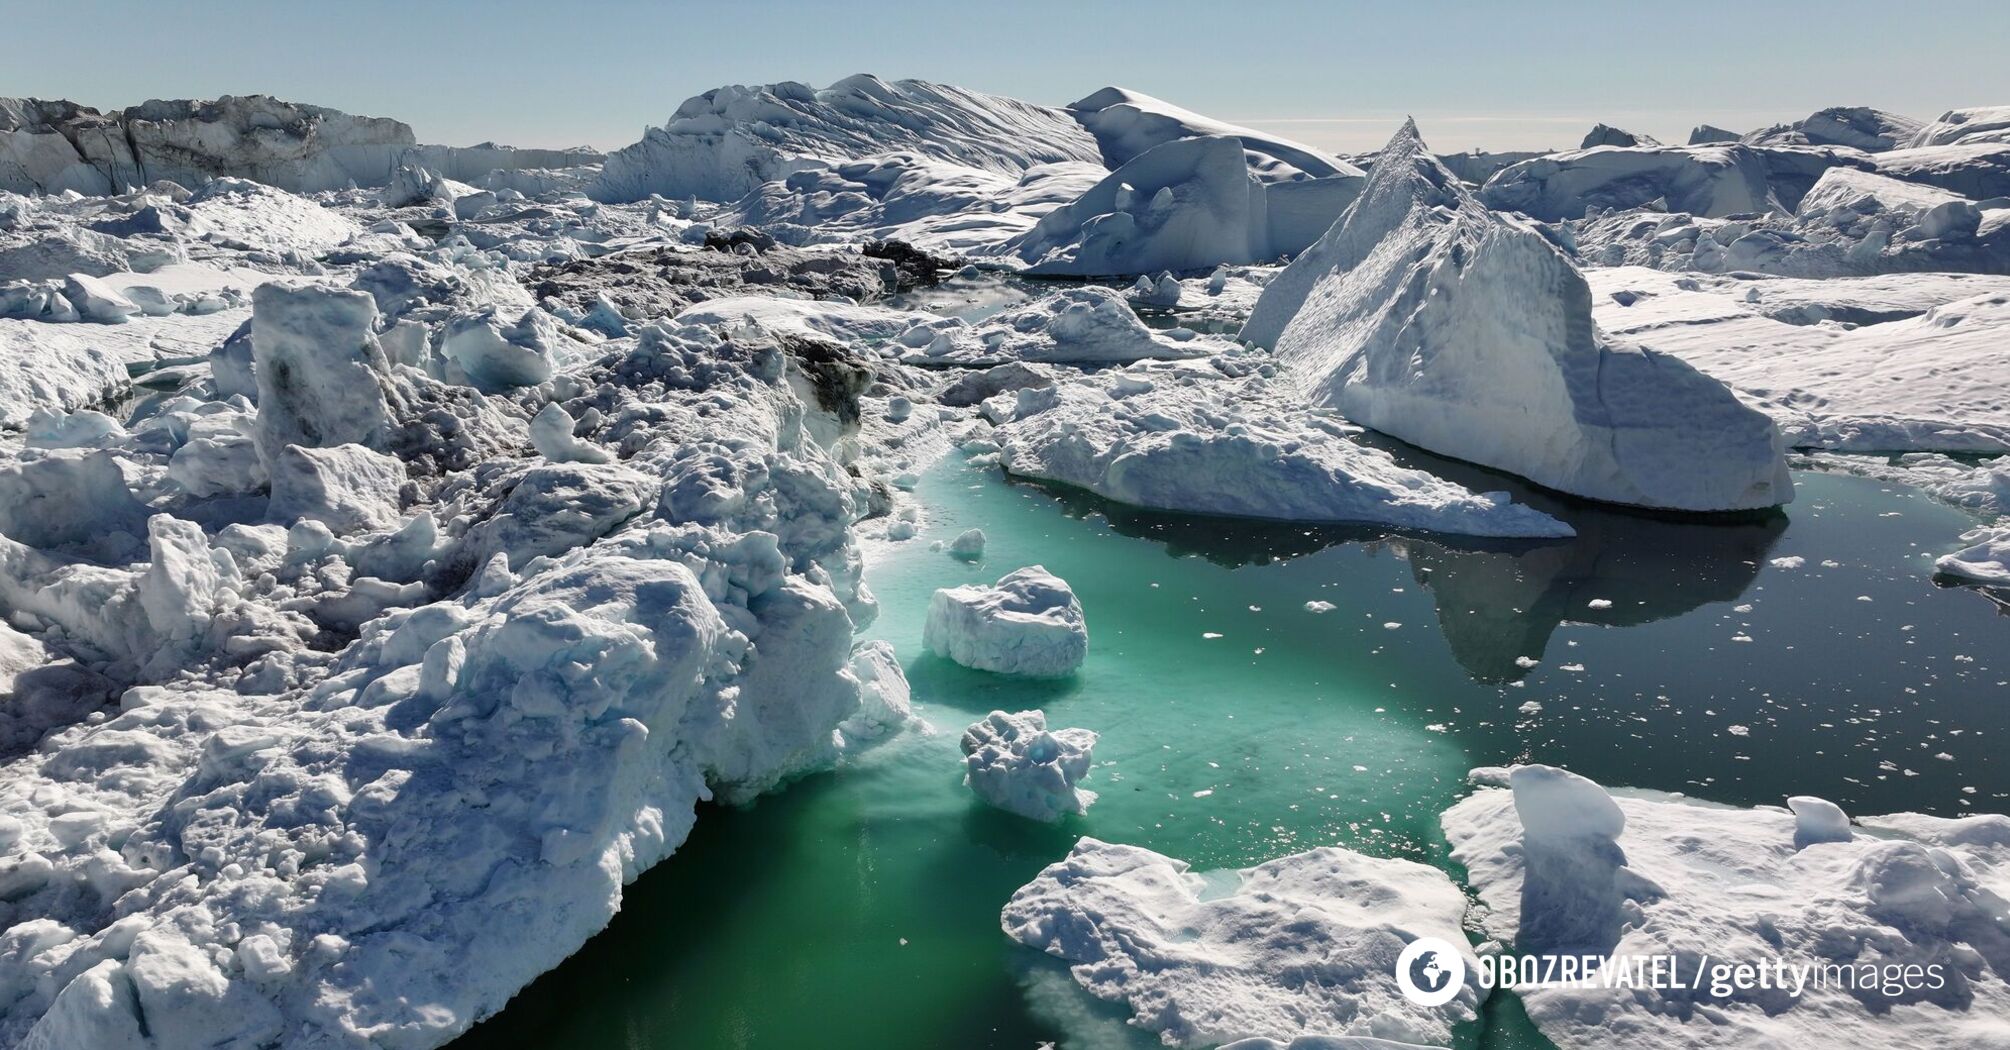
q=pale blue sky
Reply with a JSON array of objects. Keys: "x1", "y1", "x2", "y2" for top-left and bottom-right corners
[{"x1": 6, "y1": 0, "x2": 2006, "y2": 155}]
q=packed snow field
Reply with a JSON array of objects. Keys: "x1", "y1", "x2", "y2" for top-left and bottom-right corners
[{"x1": 0, "y1": 79, "x2": 2006, "y2": 1049}]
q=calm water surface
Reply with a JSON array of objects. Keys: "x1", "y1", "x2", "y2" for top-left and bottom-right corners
[{"x1": 459, "y1": 453, "x2": 2007, "y2": 1050}]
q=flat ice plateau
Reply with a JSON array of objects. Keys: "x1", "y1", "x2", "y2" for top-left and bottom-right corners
[{"x1": 0, "y1": 74, "x2": 2008, "y2": 1050}]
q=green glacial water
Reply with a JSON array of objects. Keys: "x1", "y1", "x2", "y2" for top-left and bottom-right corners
[{"x1": 461, "y1": 453, "x2": 2009, "y2": 1050}]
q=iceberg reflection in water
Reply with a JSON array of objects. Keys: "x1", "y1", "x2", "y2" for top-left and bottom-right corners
[{"x1": 1010, "y1": 431, "x2": 1786, "y2": 685}]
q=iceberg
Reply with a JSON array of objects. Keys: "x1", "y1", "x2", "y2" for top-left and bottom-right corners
[
  {"x1": 1744, "y1": 106, "x2": 1924, "y2": 152},
  {"x1": 265, "y1": 443, "x2": 408, "y2": 534},
  {"x1": 249, "y1": 283, "x2": 394, "y2": 460},
  {"x1": 593, "y1": 75, "x2": 1103, "y2": 203},
  {"x1": 0, "y1": 94, "x2": 594, "y2": 196},
  {"x1": 1580, "y1": 124, "x2": 1659, "y2": 149},
  {"x1": 995, "y1": 367, "x2": 1572, "y2": 537},
  {"x1": 1068, "y1": 86, "x2": 1363, "y2": 182},
  {"x1": 947, "y1": 528, "x2": 986, "y2": 559},
  {"x1": 1481, "y1": 142, "x2": 1780, "y2": 220},
  {"x1": 1001, "y1": 130, "x2": 1363, "y2": 275},
  {"x1": 1870, "y1": 141, "x2": 2010, "y2": 201},
  {"x1": 1002, "y1": 135, "x2": 1270, "y2": 276},
  {"x1": 1908, "y1": 106, "x2": 2010, "y2": 148},
  {"x1": 1001, "y1": 837, "x2": 1479, "y2": 1048},
  {"x1": 923, "y1": 566, "x2": 1087, "y2": 676},
  {"x1": 1444, "y1": 764, "x2": 2010, "y2": 1050},
  {"x1": 1243, "y1": 121, "x2": 1793, "y2": 511},
  {"x1": 959, "y1": 709, "x2": 1097, "y2": 822},
  {"x1": 837, "y1": 640, "x2": 917, "y2": 746},
  {"x1": 0, "y1": 95, "x2": 414, "y2": 195},
  {"x1": 715, "y1": 151, "x2": 1106, "y2": 254}
]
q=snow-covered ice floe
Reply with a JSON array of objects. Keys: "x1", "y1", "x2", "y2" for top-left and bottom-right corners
[
  {"x1": 993, "y1": 364, "x2": 1572, "y2": 537},
  {"x1": 1001, "y1": 837, "x2": 1479, "y2": 1048},
  {"x1": 1444, "y1": 764, "x2": 2010, "y2": 1050},
  {"x1": 1242, "y1": 120, "x2": 1792, "y2": 512},
  {"x1": 1935, "y1": 524, "x2": 2010, "y2": 586},
  {"x1": 959, "y1": 709, "x2": 1097, "y2": 822},
  {"x1": 924, "y1": 566, "x2": 1087, "y2": 676}
]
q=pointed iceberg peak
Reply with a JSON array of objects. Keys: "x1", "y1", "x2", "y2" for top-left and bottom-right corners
[
  {"x1": 1357, "y1": 116, "x2": 1464, "y2": 209},
  {"x1": 1240, "y1": 107, "x2": 1793, "y2": 512},
  {"x1": 1380, "y1": 116, "x2": 1441, "y2": 164}
]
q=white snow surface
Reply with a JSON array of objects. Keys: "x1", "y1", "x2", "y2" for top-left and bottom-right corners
[
  {"x1": 1243, "y1": 121, "x2": 1793, "y2": 511},
  {"x1": 593, "y1": 75, "x2": 1103, "y2": 203},
  {"x1": 1588, "y1": 267, "x2": 2010, "y2": 451},
  {"x1": 1444, "y1": 764, "x2": 2010, "y2": 1050},
  {"x1": 1001, "y1": 836, "x2": 1479, "y2": 1048},
  {"x1": 0, "y1": 322, "x2": 133, "y2": 427},
  {"x1": 923, "y1": 566, "x2": 1087, "y2": 677},
  {"x1": 994, "y1": 365, "x2": 1572, "y2": 537},
  {"x1": 959, "y1": 709, "x2": 1097, "y2": 822}
]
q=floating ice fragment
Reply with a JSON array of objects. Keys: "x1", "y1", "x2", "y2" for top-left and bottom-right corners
[
  {"x1": 960, "y1": 710, "x2": 1097, "y2": 821},
  {"x1": 924, "y1": 566, "x2": 1087, "y2": 676},
  {"x1": 947, "y1": 528, "x2": 986, "y2": 560}
]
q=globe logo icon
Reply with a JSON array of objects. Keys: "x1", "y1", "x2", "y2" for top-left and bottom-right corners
[
  {"x1": 1412, "y1": 952, "x2": 1451, "y2": 992},
  {"x1": 1394, "y1": 937, "x2": 1467, "y2": 1007}
]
